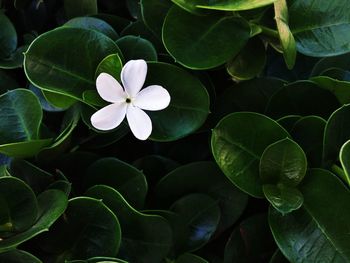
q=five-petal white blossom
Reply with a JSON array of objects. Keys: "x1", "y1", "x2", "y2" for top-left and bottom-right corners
[{"x1": 91, "y1": 59, "x2": 171, "y2": 140}]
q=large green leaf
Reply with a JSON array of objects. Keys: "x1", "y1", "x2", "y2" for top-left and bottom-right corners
[
  {"x1": 289, "y1": 0, "x2": 350, "y2": 57},
  {"x1": 0, "y1": 12, "x2": 17, "y2": 59},
  {"x1": 40, "y1": 197, "x2": 121, "y2": 261},
  {"x1": 0, "y1": 190, "x2": 68, "y2": 252},
  {"x1": 0, "y1": 89, "x2": 42, "y2": 144},
  {"x1": 155, "y1": 161, "x2": 248, "y2": 233},
  {"x1": 86, "y1": 185, "x2": 172, "y2": 263},
  {"x1": 195, "y1": 0, "x2": 277, "y2": 11},
  {"x1": 162, "y1": 6, "x2": 251, "y2": 69},
  {"x1": 24, "y1": 27, "x2": 121, "y2": 102},
  {"x1": 145, "y1": 62, "x2": 210, "y2": 141},
  {"x1": 274, "y1": 0, "x2": 296, "y2": 69},
  {"x1": 323, "y1": 104, "x2": 350, "y2": 166},
  {"x1": 211, "y1": 112, "x2": 289, "y2": 197},
  {"x1": 84, "y1": 158, "x2": 148, "y2": 209},
  {"x1": 0, "y1": 177, "x2": 38, "y2": 234},
  {"x1": 0, "y1": 249, "x2": 42, "y2": 263},
  {"x1": 265, "y1": 81, "x2": 339, "y2": 119},
  {"x1": 269, "y1": 169, "x2": 350, "y2": 262}
]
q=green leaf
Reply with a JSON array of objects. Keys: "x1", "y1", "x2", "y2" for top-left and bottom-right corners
[
  {"x1": 0, "y1": 13, "x2": 17, "y2": 59},
  {"x1": 64, "y1": 0, "x2": 98, "y2": 19},
  {"x1": 91, "y1": 14, "x2": 131, "y2": 34},
  {"x1": 323, "y1": 105, "x2": 350, "y2": 166},
  {"x1": 170, "y1": 0, "x2": 209, "y2": 15},
  {"x1": 269, "y1": 169, "x2": 350, "y2": 262},
  {"x1": 0, "y1": 177, "x2": 38, "y2": 234},
  {"x1": 40, "y1": 197, "x2": 121, "y2": 261},
  {"x1": 226, "y1": 37, "x2": 266, "y2": 80},
  {"x1": 310, "y1": 53, "x2": 350, "y2": 76},
  {"x1": 260, "y1": 138, "x2": 307, "y2": 186},
  {"x1": 85, "y1": 185, "x2": 172, "y2": 263},
  {"x1": 64, "y1": 17, "x2": 119, "y2": 40},
  {"x1": 269, "y1": 250, "x2": 289, "y2": 263},
  {"x1": 155, "y1": 161, "x2": 248, "y2": 233},
  {"x1": 141, "y1": 0, "x2": 172, "y2": 38},
  {"x1": 0, "y1": 45, "x2": 28, "y2": 69},
  {"x1": 145, "y1": 62, "x2": 210, "y2": 141},
  {"x1": 0, "y1": 139, "x2": 53, "y2": 158},
  {"x1": 339, "y1": 140, "x2": 350, "y2": 186},
  {"x1": 0, "y1": 249, "x2": 42, "y2": 263},
  {"x1": 289, "y1": 0, "x2": 350, "y2": 57},
  {"x1": 0, "y1": 190, "x2": 68, "y2": 252},
  {"x1": 263, "y1": 184, "x2": 303, "y2": 214},
  {"x1": 265, "y1": 81, "x2": 339, "y2": 119},
  {"x1": 290, "y1": 116, "x2": 326, "y2": 167},
  {"x1": 277, "y1": 115, "x2": 301, "y2": 133},
  {"x1": 196, "y1": 0, "x2": 277, "y2": 11},
  {"x1": 42, "y1": 90, "x2": 78, "y2": 109},
  {"x1": 84, "y1": 158, "x2": 148, "y2": 209},
  {"x1": 274, "y1": 0, "x2": 296, "y2": 69},
  {"x1": 211, "y1": 112, "x2": 289, "y2": 197},
  {"x1": 162, "y1": 6, "x2": 251, "y2": 69},
  {"x1": 0, "y1": 89, "x2": 42, "y2": 144},
  {"x1": 311, "y1": 76, "x2": 350, "y2": 104},
  {"x1": 24, "y1": 27, "x2": 121, "y2": 103},
  {"x1": 224, "y1": 213, "x2": 276, "y2": 263},
  {"x1": 170, "y1": 193, "x2": 221, "y2": 253},
  {"x1": 116, "y1": 35, "x2": 157, "y2": 61},
  {"x1": 95, "y1": 53, "x2": 123, "y2": 82}
]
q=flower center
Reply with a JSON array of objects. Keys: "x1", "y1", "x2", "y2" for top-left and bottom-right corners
[{"x1": 125, "y1": 98, "x2": 132, "y2": 104}]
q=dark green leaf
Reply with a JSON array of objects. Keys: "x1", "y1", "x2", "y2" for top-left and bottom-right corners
[
  {"x1": 163, "y1": 6, "x2": 251, "y2": 69},
  {"x1": 0, "y1": 249, "x2": 42, "y2": 263},
  {"x1": 311, "y1": 76, "x2": 350, "y2": 104},
  {"x1": 339, "y1": 140, "x2": 350, "y2": 186},
  {"x1": 212, "y1": 112, "x2": 289, "y2": 197},
  {"x1": 0, "y1": 12, "x2": 17, "y2": 59},
  {"x1": 116, "y1": 35, "x2": 157, "y2": 61},
  {"x1": 64, "y1": 0, "x2": 98, "y2": 19}
]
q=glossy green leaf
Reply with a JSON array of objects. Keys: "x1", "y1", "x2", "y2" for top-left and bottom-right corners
[
  {"x1": 24, "y1": 27, "x2": 121, "y2": 102},
  {"x1": 263, "y1": 184, "x2": 303, "y2": 214},
  {"x1": 311, "y1": 76, "x2": 350, "y2": 104},
  {"x1": 0, "y1": 45, "x2": 27, "y2": 69},
  {"x1": 0, "y1": 177, "x2": 38, "y2": 234},
  {"x1": 85, "y1": 185, "x2": 172, "y2": 263},
  {"x1": 0, "y1": 139, "x2": 53, "y2": 158},
  {"x1": 224, "y1": 213, "x2": 276, "y2": 263},
  {"x1": 145, "y1": 62, "x2": 210, "y2": 141},
  {"x1": 0, "y1": 190, "x2": 68, "y2": 252},
  {"x1": 339, "y1": 140, "x2": 350, "y2": 186},
  {"x1": 141, "y1": 0, "x2": 172, "y2": 37},
  {"x1": 289, "y1": 0, "x2": 350, "y2": 57},
  {"x1": 64, "y1": 0, "x2": 98, "y2": 19},
  {"x1": 0, "y1": 249, "x2": 42, "y2": 263},
  {"x1": 196, "y1": 0, "x2": 277, "y2": 11},
  {"x1": 274, "y1": 0, "x2": 296, "y2": 69},
  {"x1": 269, "y1": 169, "x2": 350, "y2": 262},
  {"x1": 323, "y1": 105, "x2": 350, "y2": 166},
  {"x1": 155, "y1": 161, "x2": 248, "y2": 232},
  {"x1": 116, "y1": 35, "x2": 157, "y2": 61},
  {"x1": 290, "y1": 116, "x2": 326, "y2": 167},
  {"x1": 40, "y1": 197, "x2": 121, "y2": 261},
  {"x1": 212, "y1": 112, "x2": 289, "y2": 197},
  {"x1": 64, "y1": 17, "x2": 119, "y2": 40},
  {"x1": 260, "y1": 138, "x2": 306, "y2": 186},
  {"x1": 0, "y1": 12, "x2": 17, "y2": 59},
  {"x1": 170, "y1": 193, "x2": 221, "y2": 252},
  {"x1": 95, "y1": 53, "x2": 123, "y2": 81},
  {"x1": 84, "y1": 158, "x2": 148, "y2": 209},
  {"x1": 170, "y1": 0, "x2": 208, "y2": 15},
  {"x1": 265, "y1": 81, "x2": 339, "y2": 119},
  {"x1": 226, "y1": 37, "x2": 266, "y2": 80},
  {"x1": 163, "y1": 6, "x2": 251, "y2": 69},
  {"x1": 42, "y1": 90, "x2": 78, "y2": 109},
  {"x1": 0, "y1": 89, "x2": 42, "y2": 144}
]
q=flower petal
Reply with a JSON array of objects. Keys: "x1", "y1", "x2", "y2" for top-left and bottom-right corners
[
  {"x1": 96, "y1": 73, "x2": 126, "y2": 103},
  {"x1": 91, "y1": 103, "x2": 127, "y2": 131},
  {"x1": 126, "y1": 106, "x2": 152, "y2": 140},
  {"x1": 133, "y1": 85, "x2": 171, "y2": 111},
  {"x1": 121, "y1": 59, "x2": 147, "y2": 97}
]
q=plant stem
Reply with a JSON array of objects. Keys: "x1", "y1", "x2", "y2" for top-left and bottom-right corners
[{"x1": 259, "y1": 25, "x2": 279, "y2": 38}]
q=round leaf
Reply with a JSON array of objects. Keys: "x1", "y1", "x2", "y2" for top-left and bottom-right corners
[
  {"x1": 162, "y1": 6, "x2": 251, "y2": 69},
  {"x1": 211, "y1": 112, "x2": 290, "y2": 197}
]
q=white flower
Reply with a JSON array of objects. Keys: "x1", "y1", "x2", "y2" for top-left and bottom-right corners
[{"x1": 91, "y1": 59, "x2": 171, "y2": 140}]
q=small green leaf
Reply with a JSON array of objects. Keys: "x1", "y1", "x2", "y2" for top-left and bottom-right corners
[
  {"x1": 339, "y1": 140, "x2": 350, "y2": 186},
  {"x1": 260, "y1": 138, "x2": 307, "y2": 186},
  {"x1": 163, "y1": 6, "x2": 251, "y2": 69},
  {"x1": 116, "y1": 35, "x2": 157, "y2": 61},
  {"x1": 212, "y1": 112, "x2": 290, "y2": 197}
]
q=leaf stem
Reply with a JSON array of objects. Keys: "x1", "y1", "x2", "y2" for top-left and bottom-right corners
[{"x1": 259, "y1": 25, "x2": 279, "y2": 38}]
